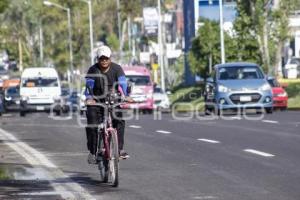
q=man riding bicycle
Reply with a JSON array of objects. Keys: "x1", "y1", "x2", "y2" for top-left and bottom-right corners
[{"x1": 85, "y1": 45, "x2": 132, "y2": 164}]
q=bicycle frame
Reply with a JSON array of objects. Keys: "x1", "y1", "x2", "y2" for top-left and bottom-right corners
[{"x1": 99, "y1": 105, "x2": 117, "y2": 160}]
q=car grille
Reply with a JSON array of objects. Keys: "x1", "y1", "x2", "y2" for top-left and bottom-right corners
[{"x1": 229, "y1": 93, "x2": 261, "y2": 104}]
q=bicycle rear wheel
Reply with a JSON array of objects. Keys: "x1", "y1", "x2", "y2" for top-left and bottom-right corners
[{"x1": 108, "y1": 129, "x2": 119, "y2": 187}]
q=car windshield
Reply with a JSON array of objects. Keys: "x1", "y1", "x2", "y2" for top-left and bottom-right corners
[
  {"x1": 0, "y1": 66, "x2": 7, "y2": 74},
  {"x1": 290, "y1": 58, "x2": 300, "y2": 65},
  {"x1": 22, "y1": 77, "x2": 58, "y2": 87},
  {"x1": 127, "y1": 75, "x2": 151, "y2": 86},
  {"x1": 267, "y1": 79, "x2": 280, "y2": 87},
  {"x1": 218, "y1": 66, "x2": 264, "y2": 80},
  {"x1": 6, "y1": 87, "x2": 19, "y2": 95},
  {"x1": 154, "y1": 87, "x2": 163, "y2": 93}
]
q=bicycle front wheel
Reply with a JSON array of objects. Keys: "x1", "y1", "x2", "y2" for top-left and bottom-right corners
[{"x1": 108, "y1": 129, "x2": 119, "y2": 187}]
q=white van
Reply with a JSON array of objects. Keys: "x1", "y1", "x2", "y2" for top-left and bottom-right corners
[{"x1": 20, "y1": 67, "x2": 61, "y2": 116}]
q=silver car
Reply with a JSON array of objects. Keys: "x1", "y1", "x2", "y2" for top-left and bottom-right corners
[{"x1": 205, "y1": 62, "x2": 273, "y2": 114}]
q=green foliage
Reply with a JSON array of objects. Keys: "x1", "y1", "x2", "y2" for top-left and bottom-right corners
[
  {"x1": 189, "y1": 20, "x2": 220, "y2": 78},
  {"x1": 0, "y1": 0, "x2": 9, "y2": 13},
  {"x1": 107, "y1": 33, "x2": 120, "y2": 52}
]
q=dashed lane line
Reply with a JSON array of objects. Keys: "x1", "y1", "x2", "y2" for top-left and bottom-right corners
[
  {"x1": 262, "y1": 120, "x2": 279, "y2": 124},
  {"x1": 129, "y1": 125, "x2": 142, "y2": 129},
  {"x1": 197, "y1": 139, "x2": 220, "y2": 144},
  {"x1": 244, "y1": 149, "x2": 275, "y2": 157},
  {"x1": 156, "y1": 130, "x2": 172, "y2": 134}
]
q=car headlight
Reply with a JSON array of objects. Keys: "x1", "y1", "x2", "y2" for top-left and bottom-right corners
[
  {"x1": 5, "y1": 96, "x2": 12, "y2": 101},
  {"x1": 21, "y1": 96, "x2": 28, "y2": 101},
  {"x1": 277, "y1": 91, "x2": 287, "y2": 97},
  {"x1": 218, "y1": 85, "x2": 230, "y2": 93},
  {"x1": 259, "y1": 83, "x2": 271, "y2": 91}
]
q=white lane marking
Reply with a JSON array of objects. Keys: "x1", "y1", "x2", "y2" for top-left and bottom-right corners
[
  {"x1": 230, "y1": 116, "x2": 241, "y2": 120},
  {"x1": 0, "y1": 128, "x2": 97, "y2": 200},
  {"x1": 192, "y1": 196, "x2": 218, "y2": 199},
  {"x1": 129, "y1": 125, "x2": 141, "y2": 129},
  {"x1": 262, "y1": 120, "x2": 279, "y2": 124},
  {"x1": 16, "y1": 191, "x2": 73, "y2": 196},
  {"x1": 156, "y1": 130, "x2": 172, "y2": 134},
  {"x1": 244, "y1": 149, "x2": 275, "y2": 157},
  {"x1": 1, "y1": 114, "x2": 13, "y2": 117},
  {"x1": 197, "y1": 139, "x2": 220, "y2": 144}
]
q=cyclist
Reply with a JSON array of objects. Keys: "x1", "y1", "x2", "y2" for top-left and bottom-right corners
[{"x1": 85, "y1": 45, "x2": 132, "y2": 164}]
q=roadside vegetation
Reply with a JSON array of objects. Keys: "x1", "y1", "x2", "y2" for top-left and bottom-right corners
[{"x1": 0, "y1": 167, "x2": 9, "y2": 180}]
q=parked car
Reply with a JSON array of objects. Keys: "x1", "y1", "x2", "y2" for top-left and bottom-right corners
[
  {"x1": 79, "y1": 88, "x2": 86, "y2": 115},
  {"x1": 153, "y1": 87, "x2": 170, "y2": 112},
  {"x1": 0, "y1": 65, "x2": 9, "y2": 80},
  {"x1": 4, "y1": 85, "x2": 20, "y2": 111},
  {"x1": 267, "y1": 77, "x2": 288, "y2": 110},
  {"x1": 204, "y1": 62, "x2": 273, "y2": 114},
  {"x1": 284, "y1": 57, "x2": 300, "y2": 78},
  {"x1": 0, "y1": 90, "x2": 4, "y2": 116}
]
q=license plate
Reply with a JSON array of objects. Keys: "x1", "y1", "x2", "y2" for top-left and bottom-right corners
[
  {"x1": 36, "y1": 106, "x2": 45, "y2": 111},
  {"x1": 240, "y1": 96, "x2": 252, "y2": 102},
  {"x1": 16, "y1": 100, "x2": 20, "y2": 104}
]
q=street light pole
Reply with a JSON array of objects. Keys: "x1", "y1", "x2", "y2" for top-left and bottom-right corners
[
  {"x1": 116, "y1": 0, "x2": 122, "y2": 62},
  {"x1": 43, "y1": 1, "x2": 74, "y2": 82},
  {"x1": 66, "y1": 8, "x2": 74, "y2": 79},
  {"x1": 219, "y1": 0, "x2": 225, "y2": 64}
]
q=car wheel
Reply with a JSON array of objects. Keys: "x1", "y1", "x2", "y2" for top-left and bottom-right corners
[
  {"x1": 20, "y1": 111, "x2": 26, "y2": 117},
  {"x1": 265, "y1": 107, "x2": 273, "y2": 114}
]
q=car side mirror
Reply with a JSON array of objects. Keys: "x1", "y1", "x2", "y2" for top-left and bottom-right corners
[{"x1": 206, "y1": 77, "x2": 214, "y2": 83}]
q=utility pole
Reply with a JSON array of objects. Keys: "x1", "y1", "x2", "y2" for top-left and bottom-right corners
[
  {"x1": 158, "y1": 0, "x2": 165, "y2": 91},
  {"x1": 219, "y1": 0, "x2": 225, "y2": 64}
]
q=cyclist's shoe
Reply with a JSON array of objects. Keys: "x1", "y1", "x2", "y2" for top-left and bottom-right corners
[
  {"x1": 119, "y1": 150, "x2": 130, "y2": 159},
  {"x1": 87, "y1": 153, "x2": 97, "y2": 164}
]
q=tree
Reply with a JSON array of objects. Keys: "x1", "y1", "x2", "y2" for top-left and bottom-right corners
[
  {"x1": 234, "y1": 0, "x2": 300, "y2": 75},
  {"x1": 189, "y1": 20, "x2": 220, "y2": 80}
]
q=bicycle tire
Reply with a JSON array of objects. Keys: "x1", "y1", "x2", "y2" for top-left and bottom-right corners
[
  {"x1": 108, "y1": 129, "x2": 119, "y2": 187},
  {"x1": 98, "y1": 133, "x2": 108, "y2": 183}
]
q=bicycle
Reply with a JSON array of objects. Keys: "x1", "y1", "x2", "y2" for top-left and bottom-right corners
[{"x1": 95, "y1": 92, "x2": 126, "y2": 187}]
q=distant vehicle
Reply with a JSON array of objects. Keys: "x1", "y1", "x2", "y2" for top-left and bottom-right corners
[
  {"x1": 267, "y1": 77, "x2": 288, "y2": 110},
  {"x1": 284, "y1": 57, "x2": 300, "y2": 78},
  {"x1": 19, "y1": 67, "x2": 62, "y2": 117},
  {"x1": 66, "y1": 90, "x2": 80, "y2": 113},
  {"x1": 79, "y1": 88, "x2": 86, "y2": 115},
  {"x1": 0, "y1": 90, "x2": 4, "y2": 116},
  {"x1": 0, "y1": 65, "x2": 9, "y2": 80},
  {"x1": 4, "y1": 85, "x2": 20, "y2": 111},
  {"x1": 153, "y1": 87, "x2": 170, "y2": 112},
  {"x1": 121, "y1": 66, "x2": 154, "y2": 113},
  {"x1": 204, "y1": 62, "x2": 273, "y2": 114}
]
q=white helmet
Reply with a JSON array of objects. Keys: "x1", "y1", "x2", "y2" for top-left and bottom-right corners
[{"x1": 95, "y1": 45, "x2": 112, "y2": 59}]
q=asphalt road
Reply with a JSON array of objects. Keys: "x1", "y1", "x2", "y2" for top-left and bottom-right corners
[{"x1": 0, "y1": 110, "x2": 300, "y2": 200}]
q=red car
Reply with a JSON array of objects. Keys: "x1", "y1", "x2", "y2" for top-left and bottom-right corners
[{"x1": 267, "y1": 77, "x2": 288, "y2": 110}]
